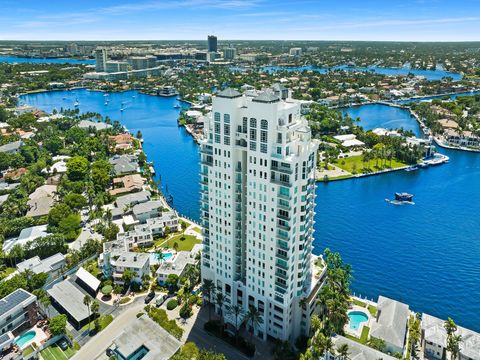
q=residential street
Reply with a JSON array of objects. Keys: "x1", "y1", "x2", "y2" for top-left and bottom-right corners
[{"x1": 70, "y1": 301, "x2": 145, "y2": 360}]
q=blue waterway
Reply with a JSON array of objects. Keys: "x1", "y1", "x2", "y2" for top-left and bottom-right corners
[
  {"x1": 0, "y1": 56, "x2": 94, "y2": 65},
  {"x1": 19, "y1": 89, "x2": 198, "y2": 219},
  {"x1": 342, "y1": 104, "x2": 422, "y2": 136},
  {"x1": 263, "y1": 65, "x2": 462, "y2": 81},
  {"x1": 20, "y1": 89, "x2": 480, "y2": 332}
]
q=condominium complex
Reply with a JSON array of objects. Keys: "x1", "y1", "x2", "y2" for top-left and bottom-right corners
[
  {"x1": 200, "y1": 86, "x2": 321, "y2": 341},
  {"x1": 94, "y1": 47, "x2": 107, "y2": 72},
  {"x1": 207, "y1": 35, "x2": 218, "y2": 52}
]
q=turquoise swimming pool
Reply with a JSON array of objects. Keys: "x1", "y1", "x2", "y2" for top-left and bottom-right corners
[
  {"x1": 15, "y1": 330, "x2": 36, "y2": 348},
  {"x1": 149, "y1": 252, "x2": 174, "y2": 264},
  {"x1": 348, "y1": 311, "x2": 368, "y2": 330}
]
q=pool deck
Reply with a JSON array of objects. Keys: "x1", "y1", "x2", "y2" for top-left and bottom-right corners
[
  {"x1": 345, "y1": 305, "x2": 373, "y2": 338},
  {"x1": 16, "y1": 325, "x2": 49, "y2": 350}
]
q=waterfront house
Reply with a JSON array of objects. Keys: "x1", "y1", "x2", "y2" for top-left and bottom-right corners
[
  {"x1": 370, "y1": 296, "x2": 410, "y2": 355},
  {"x1": 0, "y1": 140, "x2": 23, "y2": 154},
  {"x1": 145, "y1": 211, "x2": 180, "y2": 234},
  {"x1": 109, "y1": 133, "x2": 134, "y2": 151},
  {"x1": 421, "y1": 313, "x2": 480, "y2": 360},
  {"x1": 438, "y1": 119, "x2": 459, "y2": 130},
  {"x1": 443, "y1": 129, "x2": 480, "y2": 149},
  {"x1": 132, "y1": 200, "x2": 163, "y2": 223},
  {"x1": 107, "y1": 315, "x2": 181, "y2": 360},
  {"x1": 333, "y1": 134, "x2": 365, "y2": 148},
  {"x1": 78, "y1": 119, "x2": 112, "y2": 131},
  {"x1": 26, "y1": 184, "x2": 57, "y2": 218},
  {"x1": 0, "y1": 289, "x2": 38, "y2": 336},
  {"x1": 110, "y1": 174, "x2": 146, "y2": 196},
  {"x1": 16, "y1": 253, "x2": 65, "y2": 280},
  {"x1": 109, "y1": 154, "x2": 139, "y2": 175},
  {"x1": 2, "y1": 225, "x2": 49, "y2": 253}
]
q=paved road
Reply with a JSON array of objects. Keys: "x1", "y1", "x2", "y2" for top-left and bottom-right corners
[
  {"x1": 71, "y1": 301, "x2": 145, "y2": 360},
  {"x1": 187, "y1": 324, "x2": 250, "y2": 360}
]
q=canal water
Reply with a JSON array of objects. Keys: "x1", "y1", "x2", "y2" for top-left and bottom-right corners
[
  {"x1": 20, "y1": 89, "x2": 480, "y2": 331},
  {"x1": 342, "y1": 104, "x2": 422, "y2": 136},
  {"x1": 0, "y1": 56, "x2": 94, "y2": 65},
  {"x1": 262, "y1": 65, "x2": 462, "y2": 81}
]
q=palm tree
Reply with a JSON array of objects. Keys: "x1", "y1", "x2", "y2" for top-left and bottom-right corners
[
  {"x1": 215, "y1": 291, "x2": 225, "y2": 328},
  {"x1": 201, "y1": 279, "x2": 215, "y2": 321},
  {"x1": 83, "y1": 294, "x2": 92, "y2": 330},
  {"x1": 226, "y1": 304, "x2": 244, "y2": 342},
  {"x1": 337, "y1": 343, "x2": 349, "y2": 360},
  {"x1": 245, "y1": 305, "x2": 263, "y2": 342},
  {"x1": 447, "y1": 334, "x2": 462, "y2": 360},
  {"x1": 444, "y1": 317, "x2": 457, "y2": 335}
]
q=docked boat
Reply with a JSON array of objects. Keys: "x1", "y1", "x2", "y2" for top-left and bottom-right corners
[
  {"x1": 395, "y1": 192, "x2": 413, "y2": 202},
  {"x1": 405, "y1": 165, "x2": 418, "y2": 172},
  {"x1": 74, "y1": 99, "x2": 79, "y2": 107},
  {"x1": 173, "y1": 104, "x2": 180, "y2": 109}
]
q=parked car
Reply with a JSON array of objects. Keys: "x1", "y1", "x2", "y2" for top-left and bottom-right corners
[
  {"x1": 144, "y1": 291, "x2": 155, "y2": 304},
  {"x1": 58, "y1": 338, "x2": 68, "y2": 351},
  {"x1": 155, "y1": 293, "x2": 168, "y2": 307}
]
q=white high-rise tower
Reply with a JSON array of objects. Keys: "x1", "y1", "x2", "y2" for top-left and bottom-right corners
[
  {"x1": 94, "y1": 47, "x2": 107, "y2": 72},
  {"x1": 200, "y1": 86, "x2": 324, "y2": 342}
]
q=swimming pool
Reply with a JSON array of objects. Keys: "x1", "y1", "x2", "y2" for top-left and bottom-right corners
[
  {"x1": 15, "y1": 330, "x2": 36, "y2": 348},
  {"x1": 149, "y1": 252, "x2": 174, "y2": 264},
  {"x1": 348, "y1": 311, "x2": 369, "y2": 330}
]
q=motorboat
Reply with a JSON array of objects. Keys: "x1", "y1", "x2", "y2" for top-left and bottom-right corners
[{"x1": 395, "y1": 192, "x2": 413, "y2": 202}]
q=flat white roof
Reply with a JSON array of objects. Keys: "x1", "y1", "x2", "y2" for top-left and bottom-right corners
[{"x1": 76, "y1": 267, "x2": 101, "y2": 292}]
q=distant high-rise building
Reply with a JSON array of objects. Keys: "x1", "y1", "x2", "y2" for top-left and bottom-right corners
[
  {"x1": 95, "y1": 48, "x2": 107, "y2": 72},
  {"x1": 223, "y1": 48, "x2": 237, "y2": 60},
  {"x1": 105, "y1": 61, "x2": 129, "y2": 73},
  {"x1": 289, "y1": 48, "x2": 303, "y2": 57},
  {"x1": 200, "y1": 87, "x2": 322, "y2": 342},
  {"x1": 67, "y1": 43, "x2": 78, "y2": 55},
  {"x1": 208, "y1": 35, "x2": 218, "y2": 52},
  {"x1": 128, "y1": 56, "x2": 157, "y2": 70}
]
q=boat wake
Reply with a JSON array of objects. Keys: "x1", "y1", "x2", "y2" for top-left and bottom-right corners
[{"x1": 385, "y1": 199, "x2": 415, "y2": 206}]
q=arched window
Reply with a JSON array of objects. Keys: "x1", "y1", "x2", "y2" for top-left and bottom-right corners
[
  {"x1": 214, "y1": 112, "x2": 221, "y2": 122},
  {"x1": 261, "y1": 119, "x2": 268, "y2": 130},
  {"x1": 250, "y1": 118, "x2": 257, "y2": 128}
]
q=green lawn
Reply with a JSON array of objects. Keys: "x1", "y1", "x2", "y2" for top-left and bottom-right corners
[
  {"x1": 368, "y1": 305, "x2": 377, "y2": 316},
  {"x1": 192, "y1": 227, "x2": 202, "y2": 234},
  {"x1": 22, "y1": 345, "x2": 35, "y2": 357},
  {"x1": 0, "y1": 267, "x2": 16, "y2": 281},
  {"x1": 346, "y1": 326, "x2": 370, "y2": 345},
  {"x1": 40, "y1": 344, "x2": 75, "y2": 360},
  {"x1": 334, "y1": 155, "x2": 407, "y2": 174},
  {"x1": 80, "y1": 314, "x2": 113, "y2": 332},
  {"x1": 160, "y1": 234, "x2": 201, "y2": 251},
  {"x1": 352, "y1": 298, "x2": 367, "y2": 307}
]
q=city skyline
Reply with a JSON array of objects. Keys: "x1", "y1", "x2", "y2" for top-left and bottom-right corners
[{"x1": 1, "y1": 0, "x2": 480, "y2": 41}]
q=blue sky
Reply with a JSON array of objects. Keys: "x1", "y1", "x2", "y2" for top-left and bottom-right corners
[{"x1": 1, "y1": 0, "x2": 479, "y2": 41}]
